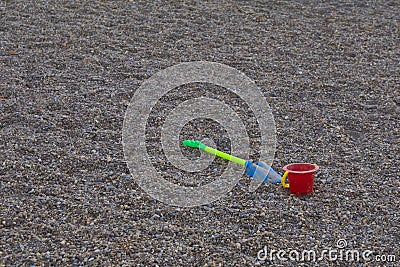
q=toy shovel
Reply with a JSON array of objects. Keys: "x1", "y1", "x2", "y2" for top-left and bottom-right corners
[{"x1": 183, "y1": 140, "x2": 282, "y2": 183}]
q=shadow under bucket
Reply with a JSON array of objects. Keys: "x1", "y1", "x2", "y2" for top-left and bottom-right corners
[{"x1": 282, "y1": 163, "x2": 319, "y2": 195}]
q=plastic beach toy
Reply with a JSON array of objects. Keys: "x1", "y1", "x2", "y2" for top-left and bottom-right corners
[
  {"x1": 182, "y1": 140, "x2": 282, "y2": 183},
  {"x1": 183, "y1": 140, "x2": 319, "y2": 195},
  {"x1": 281, "y1": 163, "x2": 319, "y2": 195}
]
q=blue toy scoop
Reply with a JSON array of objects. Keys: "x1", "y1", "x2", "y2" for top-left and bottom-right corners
[{"x1": 245, "y1": 161, "x2": 282, "y2": 183}]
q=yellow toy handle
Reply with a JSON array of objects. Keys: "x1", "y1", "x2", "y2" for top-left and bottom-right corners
[{"x1": 281, "y1": 171, "x2": 290, "y2": 188}]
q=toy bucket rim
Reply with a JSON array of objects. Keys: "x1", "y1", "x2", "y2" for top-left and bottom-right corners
[{"x1": 283, "y1": 163, "x2": 319, "y2": 174}]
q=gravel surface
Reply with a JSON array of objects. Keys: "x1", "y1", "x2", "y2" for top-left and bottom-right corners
[{"x1": 1, "y1": 1, "x2": 399, "y2": 266}]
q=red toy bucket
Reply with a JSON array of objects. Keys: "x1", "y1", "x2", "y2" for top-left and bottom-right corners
[{"x1": 281, "y1": 163, "x2": 319, "y2": 195}]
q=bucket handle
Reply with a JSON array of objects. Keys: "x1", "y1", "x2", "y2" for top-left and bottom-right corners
[{"x1": 281, "y1": 171, "x2": 290, "y2": 188}]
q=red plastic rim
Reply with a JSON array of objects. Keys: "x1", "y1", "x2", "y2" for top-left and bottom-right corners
[{"x1": 283, "y1": 163, "x2": 319, "y2": 174}]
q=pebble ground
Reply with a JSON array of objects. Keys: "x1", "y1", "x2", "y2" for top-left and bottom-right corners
[{"x1": 1, "y1": 1, "x2": 399, "y2": 266}]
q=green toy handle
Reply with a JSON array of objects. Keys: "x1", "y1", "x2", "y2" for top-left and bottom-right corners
[
  {"x1": 183, "y1": 140, "x2": 247, "y2": 166},
  {"x1": 183, "y1": 140, "x2": 206, "y2": 150}
]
